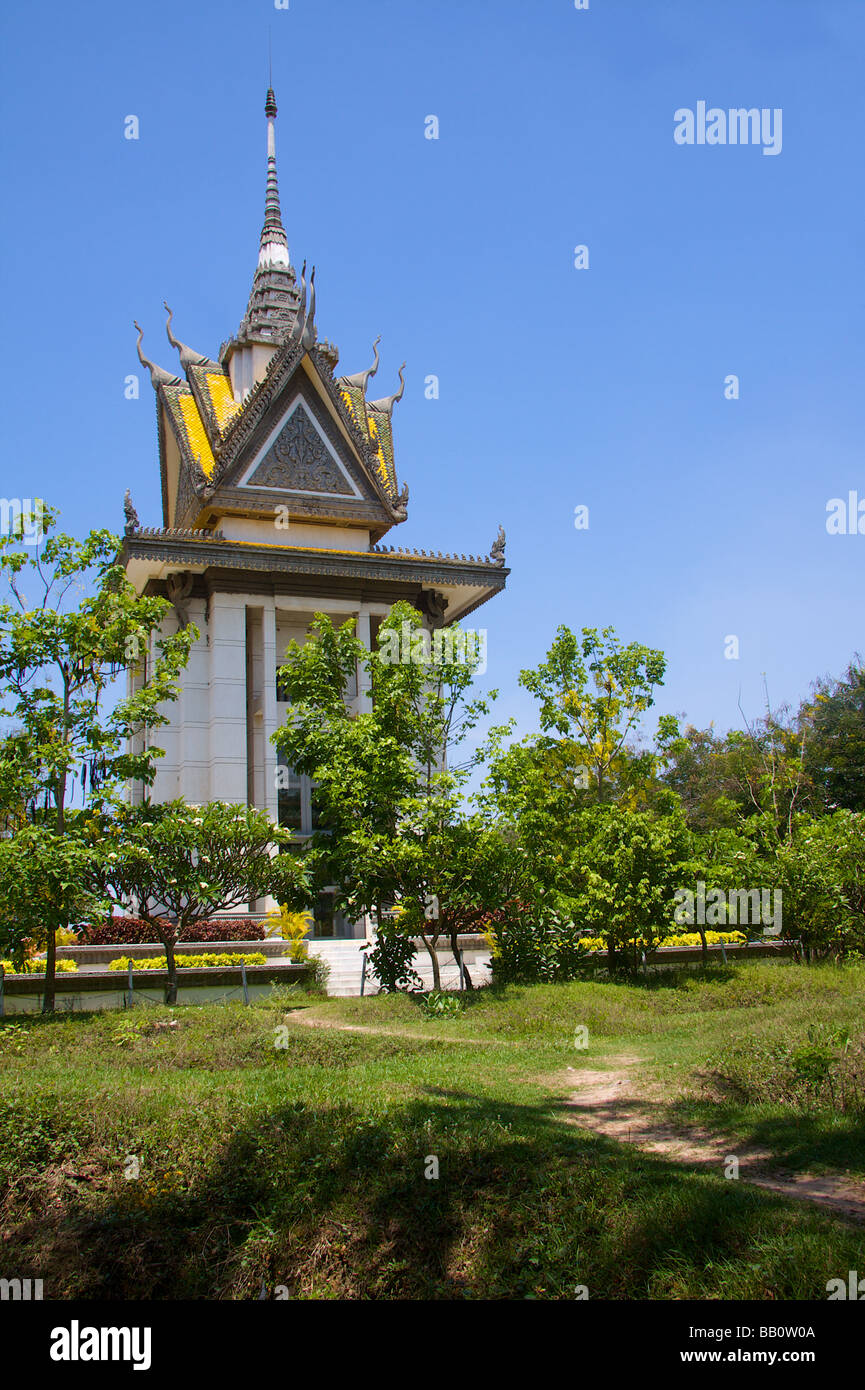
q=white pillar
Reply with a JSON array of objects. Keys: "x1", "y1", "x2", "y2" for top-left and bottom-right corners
[
  {"x1": 356, "y1": 607, "x2": 373, "y2": 714},
  {"x1": 262, "y1": 597, "x2": 279, "y2": 822},
  {"x1": 178, "y1": 596, "x2": 211, "y2": 805},
  {"x1": 208, "y1": 592, "x2": 248, "y2": 803}
]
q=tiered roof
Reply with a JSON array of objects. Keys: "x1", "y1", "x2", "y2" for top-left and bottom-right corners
[{"x1": 125, "y1": 87, "x2": 508, "y2": 621}]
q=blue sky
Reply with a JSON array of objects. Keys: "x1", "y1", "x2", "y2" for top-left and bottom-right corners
[{"x1": 1, "y1": 0, "x2": 862, "y2": 744}]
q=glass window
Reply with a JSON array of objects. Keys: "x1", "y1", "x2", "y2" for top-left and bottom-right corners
[
  {"x1": 276, "y1": 757, "x2": 302, "y2": 831},
  {"x1": 277, "y1": 755, "x2": 325, "y2": 837},
  {"x1": 313, "y1": 891, "x2": 335, "y2": 939}
]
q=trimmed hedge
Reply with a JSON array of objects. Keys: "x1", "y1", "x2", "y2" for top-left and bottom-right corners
[
  {"x1": 579, "y1": 930, "x2": 748, "y2": 952},
  {"x1": 107, "y1": 952, "x2": 268, "y2": 972},
  {"x1": 0, "y1": 959, "x2": 79, "y2": 975},
  {"x1": 80, "y1": 917, "x2": 266, "y2": 946}
]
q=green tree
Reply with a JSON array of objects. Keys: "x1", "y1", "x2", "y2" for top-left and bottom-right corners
[
  {"x1": 273, "y1": 602, "x2": 511, "y2": 990},
  {"x1": 775, "y1": 811, "x2": 865, "y2": 961},
  {"x1": 664, "y1": 696, "x2": 812, "y2": 845},
  {"x1": 800, "y1": 660, "x2": 865, "y2": 813},
  {"x1": 567, "y1": 805, "x2": 695, "y2": 973},
  {"x1": 96, "y1": 801, "x2": 309, "y2": 1004},
  {"x1": 0, "y1": 506, "x2": 195, "y2": 1009},
  {"x1": 0, "y1": 822, "x2": 105, "y2": 972},
  {"x1": 483, "y1": 626, "x2": 678, "y2": 900},
  {"x1": 660, "y1": 724, "x2": 748, "y2": 831},
  {"x1": 515, "y1": 625, "x2": 676, "y2": 807}
]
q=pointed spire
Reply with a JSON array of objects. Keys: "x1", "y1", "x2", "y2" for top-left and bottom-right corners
[
  {"x1": 227, "y1": 89, "x2": 300, "y2": 353},
  {"x1": 259, "y1": 88, "x2": 290, "y2": 271}
]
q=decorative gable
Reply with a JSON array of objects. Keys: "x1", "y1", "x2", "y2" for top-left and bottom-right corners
[{"x1": 241, "y1": 397, "x2": 360, "y2": 498}]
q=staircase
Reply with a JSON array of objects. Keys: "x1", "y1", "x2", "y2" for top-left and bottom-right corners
[{"x1": 308, "y1": 938, "x2": 492, "y2": 997}]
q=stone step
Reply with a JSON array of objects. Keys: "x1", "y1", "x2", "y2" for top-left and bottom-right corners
[{"x1": 311, "y1": 949, "x2": 492, "y2": 997}]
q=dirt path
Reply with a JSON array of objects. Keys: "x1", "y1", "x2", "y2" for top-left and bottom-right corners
[
  {"x1": 287, "y1": 1013, "x2": 865, "y2": 1222},
  {"x1": 565, "y1": 1057, "x2": 865, "y2": 1222}
]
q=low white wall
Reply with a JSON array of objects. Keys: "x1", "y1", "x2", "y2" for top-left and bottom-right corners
[{"x1": 1, "y1": 981, "x2": 283, "y2": 1015}]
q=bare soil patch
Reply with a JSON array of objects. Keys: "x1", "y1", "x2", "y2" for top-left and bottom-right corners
[{"x1": 565, "y1": 1057, "x2": 865, "y2": 1222}]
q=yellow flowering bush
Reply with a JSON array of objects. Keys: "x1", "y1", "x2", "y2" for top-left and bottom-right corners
[
  {"x1": 107, "y1": 952, "x2": 267, "y2": 972},
  {"x1": 264, "y1": 904, "x2": 311, "y2": 961},
  {"x1": 0, "y1": 958, "x2": 79, "y2": 974},
  {"x1": 578, "y1": 930, "x2": 747, "y2": 953}
]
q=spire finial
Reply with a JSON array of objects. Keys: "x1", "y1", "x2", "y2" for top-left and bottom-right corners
[
  {"x1": 259, "y1": 86, "x2": 288, "y2": 268},
  {"x1": 228, "y1": 89, "x2": 302, "y2": 351}
]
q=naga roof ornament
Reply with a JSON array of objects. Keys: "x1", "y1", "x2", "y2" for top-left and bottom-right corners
[
  {"x1": 289, "y1": 261, "x2": 308, "y2": 344},
  {"x1": 164, "y1": 302, "x2": 222, "y2": 371},
  {"x1": 368, "y1": 363, "x2": 406, "y2": 417},
  {"x1": 133, "y1": 321, "x2": 182, "y2": 389},
  {"x1": 300, "y1": 266, "x2": 317, "y2": 351},
  {"x1": 340, "y1": 337, "x2": 381, "y2": 394}
]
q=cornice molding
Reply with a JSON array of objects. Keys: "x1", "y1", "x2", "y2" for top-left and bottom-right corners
[{"x1": 121, "y1": 532, "x2": 510, "y2": 590}]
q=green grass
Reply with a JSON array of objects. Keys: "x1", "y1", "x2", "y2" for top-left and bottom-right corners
[{"x1": 0, "y1": 961, "x2": 863, "y2": 1300}]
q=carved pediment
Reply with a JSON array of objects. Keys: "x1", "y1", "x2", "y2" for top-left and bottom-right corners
[{"x1": 241, "y1": 399, "x2": 359, "y2": 498}]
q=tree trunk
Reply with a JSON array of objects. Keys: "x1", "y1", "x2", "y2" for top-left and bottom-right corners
[
  {"x1": 42, "y1": 926, "x2": 57, "y2": 1014},
  {"x1": 43, "y1": 697, "x2": 71, "y2": 1014},
  {"x1": 163, "y1": 933, "x2": 178, "y2": 1006},
  {"x1": 421, "y1": 931, "x2": 441, "y2": 990},
  {"x1": 606, "y1": 935, "x2": 617, "y2": 975},
  {"x1": 447, "y1": 922, "x2": 473, "y2": 989},
  {"x1": 698, "y1": 925, "x2": 708, "y2": 967}
]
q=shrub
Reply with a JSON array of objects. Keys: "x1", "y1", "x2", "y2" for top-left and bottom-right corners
[
  {"x1": 0, "y1": 958, "x2": 79, "y2": 975},
  {"x1": 107, "y1": 953, "x2": 267, "y2": 972},
  {"x1": 362, "y1": 923, "x2": 422, "y2": 993},
  {"x1": 577, "y1": 930, "x2": 747, "y2": 952},
  {"x1": 776, "y1": 812, "x2": 865, "y2": 960},
  {"x1": 264, "y1": 904, "x2": 311, "y2": 960},
  {"x1": 80, "y1": 917, "x2": 266, "y2": 946},
  {"x1": 179, "y1": 920, "x2": 267, "y2": 944},
  {"x1": 304, "y1": 953, "x2": 331, "y2": 996},
  {"x1": 419, "y1": 990, "x2": 464, "y2": 1018},
  {"x1": 485, "y1": 905, "x2": 591, "y2": 985}
]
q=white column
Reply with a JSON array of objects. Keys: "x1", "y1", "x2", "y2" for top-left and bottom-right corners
[
  {"x1": 149, "y1": 613, "x2": 180, "y2": 803},
  {"x1": 263, "y1": 598, "x2": 279, "y2": 822},
  {"x1": 208, "y1": 592, "x2": 248, "y2": 803},
  {"x1": 178, "y1": 596, "x2": 211, "y2": 805},
  {"x1": 356, "y1": 607, "x2": 373, "y2": 714}
]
